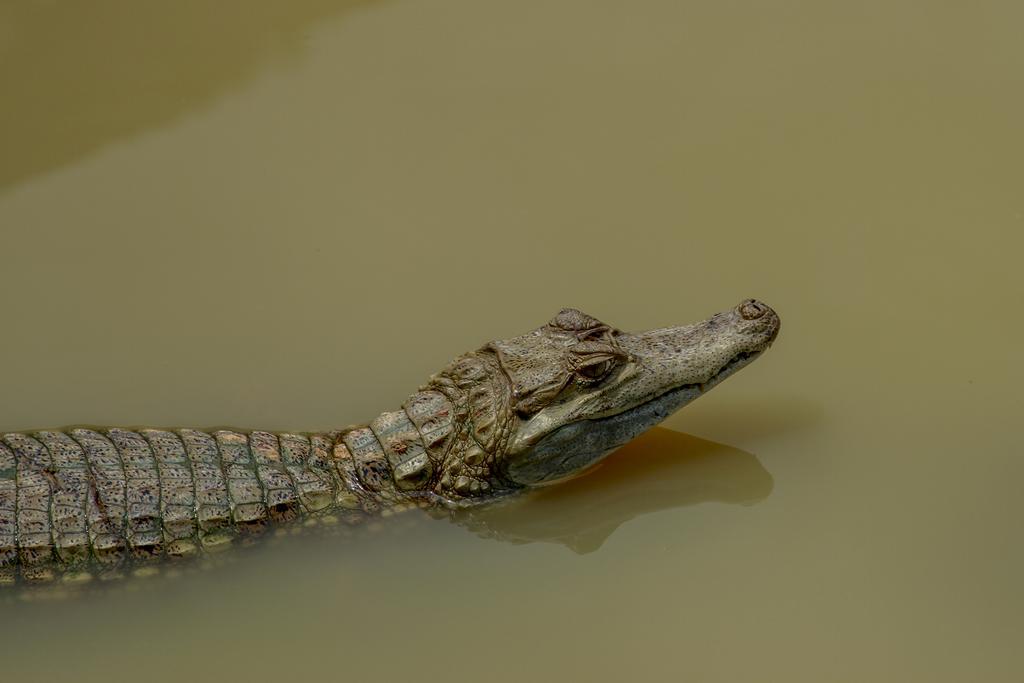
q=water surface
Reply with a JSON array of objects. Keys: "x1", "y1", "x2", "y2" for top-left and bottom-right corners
[{"x1": 1, "y1": 1, "x2": 1021, "y2": 680}]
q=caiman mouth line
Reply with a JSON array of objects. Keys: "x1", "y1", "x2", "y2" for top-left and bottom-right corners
[
  {"x1": 696, "y1": 349, "x2": 762, "y2": 391},
  {"x1": 586, "y1": 348, "x2": 764, "y2": 426}
]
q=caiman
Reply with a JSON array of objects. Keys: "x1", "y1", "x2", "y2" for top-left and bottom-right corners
[{"x1": 0, "y1": 300, "x2": 779, "y2": 585}]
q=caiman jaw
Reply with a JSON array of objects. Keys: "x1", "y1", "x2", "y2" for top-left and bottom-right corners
[
  {"x1": 497, "y1": 299, "x2": 780, "y2": 488},
  {"x1": 415, "y1": 299, "x2": 780, "y2": 501}
]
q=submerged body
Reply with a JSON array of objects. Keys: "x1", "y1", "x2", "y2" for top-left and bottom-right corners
[{"x1": 0, "y1": 300, "x2": 779, "y2": 585}]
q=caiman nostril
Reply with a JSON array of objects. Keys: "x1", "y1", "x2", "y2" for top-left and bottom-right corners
[{"x1": 739, "y1": 300, "x2": 767, "y2": 320}]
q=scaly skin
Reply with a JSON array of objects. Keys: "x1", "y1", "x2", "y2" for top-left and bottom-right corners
[{"x1": 0, "y1": 300, "x2": 780, "y2": 585}]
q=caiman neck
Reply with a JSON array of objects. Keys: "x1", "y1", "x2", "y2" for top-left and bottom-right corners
[{"x1": 336, "y1": 351, "x2": 518, "y2": 503}]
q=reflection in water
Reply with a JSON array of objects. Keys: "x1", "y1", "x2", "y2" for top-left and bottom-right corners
[
  {"x1": 2, "y1": 428, "x2": 767, "y2": 602},
  {"x1": 452, "y1": 427, "x2": 773, "y2": 554},
  {"x1": 0, "y1": 0, "x2": 378, "y2": 191},
  {"x1": 680, "y1": 396, "x2": 826, "y2": 442}
]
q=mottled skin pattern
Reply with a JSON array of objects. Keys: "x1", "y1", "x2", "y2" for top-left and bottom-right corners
[{"x1": 0, "y1": 300, "x2": 779, "y2": 586}]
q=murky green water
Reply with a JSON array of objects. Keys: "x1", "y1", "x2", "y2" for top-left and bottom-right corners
[{"x1": 1, "y1": 1, "x2": 1022, "y2": 680}]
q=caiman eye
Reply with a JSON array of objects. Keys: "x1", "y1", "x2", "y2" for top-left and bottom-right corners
[{"x1": 577, "y1": 359, "x2": 614, "y2": 382}]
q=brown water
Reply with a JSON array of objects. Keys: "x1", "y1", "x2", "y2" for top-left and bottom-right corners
[{"x1": 1, "y1": 1, "x2": 1022, "y2": 680}]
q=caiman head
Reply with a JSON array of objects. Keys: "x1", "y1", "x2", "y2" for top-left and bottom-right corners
[{"x1": 401, "y1": 300, "x2": 780, "y2": 503}]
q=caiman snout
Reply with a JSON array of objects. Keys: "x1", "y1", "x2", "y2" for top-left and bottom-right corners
[
  {"x1": 735, "y1": 298, "x2": 780, "y2": 344},
  {"x1": 739, "y1": 299, "x2": 769, "y2": 320}
]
